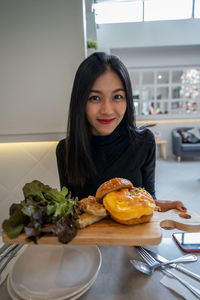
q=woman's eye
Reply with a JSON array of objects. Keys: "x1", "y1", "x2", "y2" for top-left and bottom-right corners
[
  {"x1": 114, "y1": 94, "x2": 124, "y2": 100},
  {"x1": 88, "y1": 95, "x2": 100, "y2": 101}
]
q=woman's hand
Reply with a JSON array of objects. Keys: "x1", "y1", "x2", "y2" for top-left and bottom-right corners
[{"x1": 155, "y1": 200, "x2": 187, "y2": 212}]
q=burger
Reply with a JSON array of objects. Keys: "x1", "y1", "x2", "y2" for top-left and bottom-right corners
[{"x1": 95, "y1": 178, "x2": 156, "y2": 225}]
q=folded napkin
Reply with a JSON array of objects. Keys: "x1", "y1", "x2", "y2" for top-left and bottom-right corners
[
  {"x1": 160, "y1": 266, "x2": 200, "y2": 300},
  {"x1": 0, "y1": 237, "x2": 26, "y2": 285}
]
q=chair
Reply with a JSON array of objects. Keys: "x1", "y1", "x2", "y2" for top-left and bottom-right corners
[{"x1": 172, "y1": 127, "x2": 200, "y2": 162}]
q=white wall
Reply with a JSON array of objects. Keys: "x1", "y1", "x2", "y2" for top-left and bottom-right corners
[
  {"x1": 0, "y1": 0, "x2": 86, "y2": 137},
  {"x1": 111, "y1": 45, "x2": 200, "y2": 68},
  {"x1": 97, "y1": 19, "x2": 200, "y2": 53},
  {"x1": 86, "y1": 11, "x2": 97, "y2": 41},
  {"x1": 0, "y1": 141, "x2": 59, "y2": 234}
]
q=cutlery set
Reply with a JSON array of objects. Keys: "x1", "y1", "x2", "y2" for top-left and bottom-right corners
[
  {"x1": 130, "y1": 246, "x2": 200, "y2": 298},
  {"x1": 138, "y1": 246, "x2": 200, "y2": 281},
  {"x1": 130, "y1": 251, "x2": 197, "y2": 274}
]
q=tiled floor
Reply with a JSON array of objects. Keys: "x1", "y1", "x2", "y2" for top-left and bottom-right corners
[{"x1": 155, "y1": 157, "x2": 200, "y2": 238}]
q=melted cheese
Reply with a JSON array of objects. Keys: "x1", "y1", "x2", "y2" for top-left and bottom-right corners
[{"x1": 103, "y1": 188, "x2": 156, "y2": 220}]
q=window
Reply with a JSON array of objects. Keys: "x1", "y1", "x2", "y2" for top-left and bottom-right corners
[
  {"x1": 93, "y1": 0, "x2": 199, "y2": 24},
  {"x1": 144, "y1": 0, "x2": 193, "y2": 21},
  {"x1": 129, "y1": 67, "x2": 200, "y2": 118},
  {"x1": 195, "y1": 0, "x2": 200, "y2": 18},
  {"x1": 93, "y1": 1, "x2": 142, "y2": 24}
]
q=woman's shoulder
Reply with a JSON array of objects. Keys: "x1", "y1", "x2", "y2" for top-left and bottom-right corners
[
  {"x1": 56, "y1": 138, "x2": 67, "y2": 155},
  {"x1": 135, "y1": 126, "x2": 155, "y2": 143}
]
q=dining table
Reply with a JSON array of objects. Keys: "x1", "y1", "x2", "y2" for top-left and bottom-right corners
[{"x1": 0, "y1": 236, "x2": 200, "y2": 300}]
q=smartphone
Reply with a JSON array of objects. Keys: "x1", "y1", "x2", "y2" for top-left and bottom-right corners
[{"x1": 172, "y1": 232, "x2": 200, "y2": 253}]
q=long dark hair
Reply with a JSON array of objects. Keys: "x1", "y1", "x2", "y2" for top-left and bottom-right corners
[{"x1": 66, "y1": 52, "x2": 136, "y2": 187}]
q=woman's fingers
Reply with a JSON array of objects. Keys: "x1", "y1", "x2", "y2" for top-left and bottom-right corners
[
  {"x1": 155, "y1": 200, "x2": 187, "y2": 212},
  {"x1": 175, "y1": 201, "x2": 187, "y2": 212},
  {"x1": 155, "y1": 206, "x2": 161, "y2": 211}
]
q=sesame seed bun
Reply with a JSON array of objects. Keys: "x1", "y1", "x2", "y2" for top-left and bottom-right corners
[{"x1": 96, "y1": 178, "x2": 133, "y2": 201}]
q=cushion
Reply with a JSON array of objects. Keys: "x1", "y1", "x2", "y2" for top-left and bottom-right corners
[
  {"x1": 178, "y1": 128, "x2": 200, "y2": 144},
  {"x1": 187, "y1": 127, "x2": 200, "y2": 139},
  {"x1": 181, "y1": 143, "x2": 200, "y2": 151}
]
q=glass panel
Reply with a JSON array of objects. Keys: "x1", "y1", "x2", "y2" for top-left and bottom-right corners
[
  {"x1": 164, "y1": 102, "x2": 169, "y2": 114},
  {"x1": 180, "y1": 85, "x2": 199, "y2": 99},
  {"x1": 156, "y1": 87, "x2": 169, "y2": 99},
  {"x1": 172, "y1": 70, "x2": 184, "y2": 83},
  {"x1": 142, "y1": 72, "x2": 154, "y2": 84},
  {"x1": 180, "y1": 69, "x2": 200, "y2": 86},
  {"x1": 130, "y1": 72, "x2": 140, "y2": 85},
  {"x1": 195, "y1": 0, "x2": 200, "y2": 18},
  {"x1": 157, "y1": 71, "x2": 169, "y2": 84},
  {"x1": 160, "y1": 101, "x2": 169, "y2": 114},
  {"x1": 180, "y1": 69, "x2": 200, "y2": 99},
  {"x1": 133, "y1": 88, "x2": 140, "y2": 100},
  {"x1": 141, "y1": 87, "x2": 154, "y2": 100},
  {"x1": 134, "y1": 101, "x2": 139, "y2": 116},
  {"x1": 155, "y1": 102, "x2": 162, "y2": 114},
  {"x1": 141, "y1": 102, "x2": 151, "y2": 116},
  {"x1": 93, "y1": 2, "x2": 143, "y2": 24},
  {"x1": 185, "y1": 100, "x2": 199, "y2": 113},
  {"x1": 144, "y1": 0, "x2": 193, "y2": 21},
  {"x1": 148, "y1": 102, "x2": 168, "y2": 115},
  {"x1": 172, "y1": 86, "x2": 181, "y2": 99},
  {"x1": 171, "y1": 101, "x2": 182, "y2": 114}
]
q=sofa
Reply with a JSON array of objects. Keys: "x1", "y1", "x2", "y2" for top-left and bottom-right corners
[{"x1": 172, "y1": 127, "x2": 200, "y2": 161}]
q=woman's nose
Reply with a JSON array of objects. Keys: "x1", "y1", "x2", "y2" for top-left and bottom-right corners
[{"x1": 100, "y1": 99, "x2": 113, "y2": 114}]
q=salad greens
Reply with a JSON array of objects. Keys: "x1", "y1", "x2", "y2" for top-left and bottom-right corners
[{"x1": 2, "y1": 180, "x2": 81, "y2": 243}]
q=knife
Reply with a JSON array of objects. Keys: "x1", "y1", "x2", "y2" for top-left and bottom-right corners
[{"x1": 142, "y1": 247, "x2": 200, "y2": 281}]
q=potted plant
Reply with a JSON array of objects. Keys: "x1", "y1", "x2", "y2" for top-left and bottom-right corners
[{"x1": 87, "y1": 40, "x2": 98, "y2": 56}]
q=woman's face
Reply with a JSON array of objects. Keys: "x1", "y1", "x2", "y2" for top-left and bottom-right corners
[{"x1": 86, "y1": 70, "x2": 127, "y2": 136}]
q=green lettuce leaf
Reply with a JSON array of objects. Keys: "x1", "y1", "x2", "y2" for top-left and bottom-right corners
[
  {"x1": 2, "y1": 180, "x2": 80, "y2": 243},
  {"x1": 2, "y1": 205, "x2": 29, "y2": 238}
]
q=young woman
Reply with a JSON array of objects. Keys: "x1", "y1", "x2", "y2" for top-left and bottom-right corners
[{"x1": 56, "y1": 52, "x2": 186, "y2": 212}]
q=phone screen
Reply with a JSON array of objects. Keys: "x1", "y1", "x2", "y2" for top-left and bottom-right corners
[{"x1": 173, "y1": 232, "x2": 200, "y2": 251}]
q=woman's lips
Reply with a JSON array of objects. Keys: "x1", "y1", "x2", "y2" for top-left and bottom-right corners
[{"x1": 97, "y1": 118, "x2": 115, "y2": 124}]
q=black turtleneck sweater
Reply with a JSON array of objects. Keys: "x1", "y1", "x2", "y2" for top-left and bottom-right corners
[{"x1": 56, "y1": 124, "x2": 156, "y2": 200}]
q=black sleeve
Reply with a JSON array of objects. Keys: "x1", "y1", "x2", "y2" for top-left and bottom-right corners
[
  {"x1": 141, "y1": 130, "x2": 156, "y2": 199},
  {"x1": 56, "y1": 139, "x2": 68, "y2": 190}
]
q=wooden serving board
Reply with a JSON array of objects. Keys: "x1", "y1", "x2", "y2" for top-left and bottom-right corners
[{"x1": 2, "y1": 209, "x2": 200, "y2": 246}]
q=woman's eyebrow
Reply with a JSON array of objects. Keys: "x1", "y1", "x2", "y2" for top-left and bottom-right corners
[
  {"x1": 113, "y1": 88, "x2": 125, "y2": 93},
  {"x1": 90, "y1": 89, "x2": 101, "y2": 93},
  {"x1": 90, "y1": 88, "x2": 125, "y2": 93}
]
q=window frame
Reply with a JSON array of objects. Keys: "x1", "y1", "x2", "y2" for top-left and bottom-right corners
[
  {"x1": 129, "y1": 66, "x2": 200, "y2": 120},
  {"x1": 93, "y1": 0, "x2": 199, "y2": 24}
]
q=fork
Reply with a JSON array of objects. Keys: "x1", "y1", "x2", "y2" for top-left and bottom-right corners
[{"x1": 136, "y1": 247, "x2": 200, "y2": 299}]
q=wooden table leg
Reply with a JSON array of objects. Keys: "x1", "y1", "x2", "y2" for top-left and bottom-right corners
[
  {"x1": 158, "y1": 144, "x2": 162, "y2": 158},
  {"x1": 162, "y1": 143, "x2": 167, "y2": 160},
  {"x1": 156, "y1": 140, "x2": 167, "y2": 160}
]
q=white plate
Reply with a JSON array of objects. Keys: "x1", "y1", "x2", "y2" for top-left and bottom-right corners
[
  {"x1": 0, "y1": 236, "x2": 3, "y2": 247},
  {"x1": 7, "y1": 274, "x2": 97, "y2": 300},
  {"x1": 10, "y1": 245, "x2": 101, "y2": 300}
]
